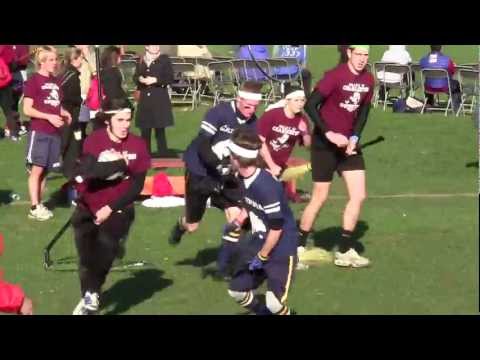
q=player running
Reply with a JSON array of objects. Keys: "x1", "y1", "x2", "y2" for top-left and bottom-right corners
[
  {"x1": 168, "y1": 82, "x2": 263, "y2": 276},
  {"x1": 71, "y1": 98, "x2": 150, "y2": 315}
]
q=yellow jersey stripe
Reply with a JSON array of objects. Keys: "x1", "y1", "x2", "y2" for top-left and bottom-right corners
[{"x1": 281, "y1": 256, "x2": 294, "y2": 304}]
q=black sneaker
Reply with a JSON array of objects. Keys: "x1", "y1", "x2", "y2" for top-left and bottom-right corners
[{"x1": 168, "y1": 219, "x2": 186, "y2": 246}]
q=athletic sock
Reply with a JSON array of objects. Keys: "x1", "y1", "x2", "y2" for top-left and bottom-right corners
[
  {"x1": 239, "y1": 291, "x2": 271, "y2": 315},
  {"x1": 338, "y1": 229, "x2": 354, "y2": 253},
  {"x1": 298, "y1": 224, "x2": 311, "y2": 247}
]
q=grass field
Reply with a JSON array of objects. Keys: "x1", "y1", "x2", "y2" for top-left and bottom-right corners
[{"x1": 0, "y1": 45, "x2": 478, "y2": 315}]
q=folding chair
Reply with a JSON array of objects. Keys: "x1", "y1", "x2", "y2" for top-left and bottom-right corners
[
  {"x1": 409, "y1": 63, "x2": 422, "y2": 97},
  {"x1": 420, "y1": 68, "x2": 454, "y2": 116},
  {"x1": 212, "y1": 56, "x2": 234, "y2": 62},
  {"x1": 265, "y1": 58, "x2": 290, "y2": 100},
  {"x1": 169, "y1": 56, "x2": 186, "y2": 63},
  {"x1": 243, "y1": 60, "x2": 274, "y2": 103},
  {"x1": 169, "y1": 62, "x2": 198, "y2": 110},
  {"x1": 119, "y1": 59, "x2": 139, "y2": 102},
  {"x1": 456, "y1": 68, "x2": 479, "y2": 116},
  {"x1": 373, "y1": 62, "x2": 393, "y2": 108},
  {"x1": 281, "y1": 58, "x2": 304, "y2": 88},
  {"x1": 380, "y1": 64, "x2": 411, "y2": 111},
  {"x1": 207, "y1": 61, "x2": 238, "y2": 105}
]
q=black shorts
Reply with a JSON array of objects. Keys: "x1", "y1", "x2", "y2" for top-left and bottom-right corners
[
  {"x1": 185, "y1": 170, "x2": 237, "y2": 224},
  {"x1": 311, "y1": 145, "x2": 365, "y2": 182}
]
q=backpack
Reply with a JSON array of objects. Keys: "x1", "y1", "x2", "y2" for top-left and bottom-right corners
[
  {"x1": 85, "y1": 75, "x2": 106, "y2": 110},
  {"x1": 393, "y1": 96, "x2": 423, "y2": 113},
  {"x1": 0, "y1": 57, "x2": 12, "y2": 88}
]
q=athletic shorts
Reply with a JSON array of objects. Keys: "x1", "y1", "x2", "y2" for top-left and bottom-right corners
[
  {"x1": 229, "y1": 252, "x2": 297, "y2": 304},
  {"x1": 311, "y1": 145, "x2": 365, "y2": 182},
  {"x1": 185, "y1": 170, "x2": 237, "y2": 224},
  {"x1": 25, "y1": 130, "x2": 62, "y2": 171}
]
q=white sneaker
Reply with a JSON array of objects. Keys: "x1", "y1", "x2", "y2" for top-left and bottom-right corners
[
  {"x1": 38, "y1": 204, "x2": 53, "y2": 219},
  {"x1": 334, "y1": 248, "x2": 370, "y2": 268},
  {"x1": 73, "y1": 292, "x2": 100, "y2": 315},
  {"x1": 72, "y1": 299, "x2": 88, "y2": 315},
  {"x1": 28, "y1": 205, "x2": 52, "y2": 221},
  {"x1": 19, "y1": 126, "x2": 28, "y2": 136},
  {"x1": 83, "y1": 291, "x2": 100, "y2": 312},
  {"x1": 297, "y1": 246, "x2": 306, "y2": 255}
]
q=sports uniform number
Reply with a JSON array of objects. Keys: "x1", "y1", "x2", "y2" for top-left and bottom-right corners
[{"x1": 249, "y1": 211, "x2": 267, "y2": 233}]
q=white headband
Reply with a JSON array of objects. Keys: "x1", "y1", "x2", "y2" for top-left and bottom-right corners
[
  {"x1": 228, "y1": 141, "x2": 259, "y2": 159},
  {"x1": 238, "y1": 90, "x2": 262, "y2": 101},
  {"x1": 104, "y1": 108, "x2": 132, "y2": 115},
  {"x1": 285, "y1": 90, "x2": 306, "y2": 100}
]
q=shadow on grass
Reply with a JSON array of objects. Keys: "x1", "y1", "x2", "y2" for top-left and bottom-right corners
[
  {"x1": 44, "y1": 185, "x2": 72, "y2": 211},
  {"x1": 102, "y1": 269, "x2": 173, "y2": 315},
  {"x1": 176, "y1": 246, "x2": 219, "y2": 268},
  {"x1": 311, "y1": 220, "x2": 369, "y2": 254},
  {"x1": 465, "y1": 161, "x2": 479, "y2": 168},
  {"x1": 0, "y1": 189, "x2": 14, "y2": 205}
]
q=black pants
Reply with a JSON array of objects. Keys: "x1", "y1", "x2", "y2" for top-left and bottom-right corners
[
  {"x1": 301, "y1": 69, "x2": 312, "y2": 98},
  {"x1": 72, "y1": 205, "x2": 135, "y2": 296},
  {"x1": 140, "y1": 127, "x2": 168, "y2": 155},
  {"x1": 60, "y1": 106, "x2": 81, "y2": 178},
  {"x1": 0, "y1": 85, "x2": 19, "y2": 137}
]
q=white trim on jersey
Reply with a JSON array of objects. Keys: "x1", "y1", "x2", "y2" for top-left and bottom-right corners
[
  {"x1": 264, "y1": 202, "x2": 280, "y2": 210},
  {"x1": 26, "y1": 130, "x2": 36, "y2": 164},
  {"x1": 264, "y1": 206, "x2": 281, "y2": 214},
  {"x1": 201, "y1": 121, "x2": 217, "y2": 135}
]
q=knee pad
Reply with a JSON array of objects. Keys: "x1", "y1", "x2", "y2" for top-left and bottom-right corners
[{"x1": 266, "y1": 291, "x2": 290, "y2": 315}]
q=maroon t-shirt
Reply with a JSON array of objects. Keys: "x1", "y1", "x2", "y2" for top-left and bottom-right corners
[
  {"x1": 315, "y1": 63, "x2": 374, "y2": 137},
  {"x1": 23, "y1": 73, "x2": 63, "y2": 135},
  {"x1": 79, "y1": 129, "x2": 151, "y2": 214},
  {"x1": 257, "y1": 107, "x2": 307, "y2": 167}
]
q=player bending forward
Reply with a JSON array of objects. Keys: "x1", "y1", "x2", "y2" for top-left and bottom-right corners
[{"x1": 226, "y1": 128, "x2": 298, "y2": 315}]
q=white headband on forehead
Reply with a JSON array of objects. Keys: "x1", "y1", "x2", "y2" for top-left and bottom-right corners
[
  {"x1": 285, "y1": 90, "x2": 306, "y2": 100},
  {"x1": 104, "y1": 108, "x2": 132, "y2": 115},
  {"x1": 228, "y1": 141, "x2": 259, "y2": 159},
  {"x1": 238, "y1": 90, "x2": 262, "y2": 101}
]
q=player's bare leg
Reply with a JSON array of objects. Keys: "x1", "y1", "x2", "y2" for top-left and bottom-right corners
[
  {"x1": 298, "y1": 181, "x2": 331, "y2": 247},
  {"x1": 334, "y1": 170, "x2": 369, "y2": 268}
]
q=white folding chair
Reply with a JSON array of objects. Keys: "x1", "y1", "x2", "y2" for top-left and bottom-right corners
[
  {"x1": 456, "y1": 68, "x2": 479, "y2": 116},
  {"x1": 169, "y1": 63, "x2": 198, "y2": 110},
  {"x1": 207, "y1": 61, "x2": 238, "y2": 105}
]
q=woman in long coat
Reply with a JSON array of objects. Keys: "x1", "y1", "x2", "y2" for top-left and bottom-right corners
[{"x1": 134, "y1": 45, "x2": 175, "y2": 157}]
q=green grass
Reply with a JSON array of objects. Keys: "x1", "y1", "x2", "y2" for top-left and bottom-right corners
[{"x1": 0, "y1": 45, "x2": 478, "y2": 315}]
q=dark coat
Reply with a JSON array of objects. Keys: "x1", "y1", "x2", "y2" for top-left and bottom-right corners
[
  {"x1": 134, "y1": 54, "x2": 174, "y2": 129},
  {"x1": 101, "y1": 66, "x2": 130, "y2": 104}
]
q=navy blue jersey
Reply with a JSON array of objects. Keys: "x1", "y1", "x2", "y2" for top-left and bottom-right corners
[
  {"x1": 183, "y1": 101, "x2": 257, "y2": 177},
  {"x1": 241, "y1": 168, "x2": 298, "y2": 259}
]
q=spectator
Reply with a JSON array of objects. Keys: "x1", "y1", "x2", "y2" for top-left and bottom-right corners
[
  {"x1": 59, "y1": 47, "x2": 83, "y2": 179},
  {"x1": 0, "y1": 233, "x2": 34, "y2": 315},
  {"x1": 74, "y1": 45, "x2": 97, "y2": 139},
  {"x1": 23, "y1": 46, "x2": 72, "y2": 221},
  {"x1": 11, "y1": 45, "x2": 31, "y2": 136},
  {"x1": 376, "y1": 45, "x2": 412, "y2": 99},
  {"x1": 420, "y1": 45, "x2": 461, "y2": 111},
  {"x1": 0, "y1": 45, "x2": 20, "y2": 141},
  {"x1": 337, "y1": 45, "x2": 349, "y2": 64},
  {"x1": 273, "y1": 45, "x2": 312, "y2": 97},
  {"x1": 134, "y1": 45, "x2": 175, "y2": 157},
  {"x1": 100, "y1": 46, "x2": 130, "y2": 107}
]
